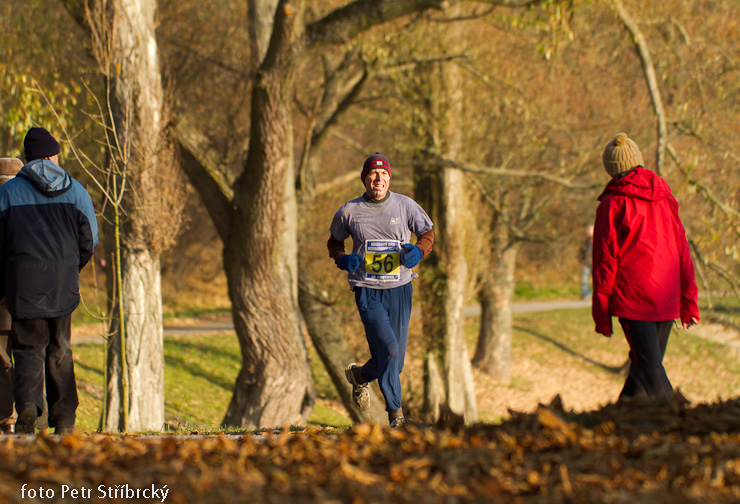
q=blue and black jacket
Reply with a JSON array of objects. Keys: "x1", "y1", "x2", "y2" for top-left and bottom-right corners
[{"x1": 0, "y1": 159, "x2": 98, "y2": 319}]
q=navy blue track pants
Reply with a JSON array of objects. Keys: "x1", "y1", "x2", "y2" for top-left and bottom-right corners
[{"x1": 354, "y1": 283, "x2": 413, "y2": 413}]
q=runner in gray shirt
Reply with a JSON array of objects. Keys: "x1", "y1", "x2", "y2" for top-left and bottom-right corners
[{"x1": 327, "y1": 153, "x2": 433, "y2": 428}]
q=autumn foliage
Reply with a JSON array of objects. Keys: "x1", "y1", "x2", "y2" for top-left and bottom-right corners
[{"x1": 3, "y1": 394, "x2": 740, "y2": 503}]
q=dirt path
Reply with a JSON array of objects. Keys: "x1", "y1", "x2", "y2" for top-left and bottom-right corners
[{"x1": 73, "y1": 299, "x2": 594, "y2": 343}]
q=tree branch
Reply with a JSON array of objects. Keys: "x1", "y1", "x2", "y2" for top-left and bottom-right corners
[
  {"x1": 173, "y1": 117, "x2": 235, "y2": 243},
  {"x1": 296, "y1": 49, "x2": 369, "y2": 197},
  {"x1": 160, "y1": 36, "x2": 251, "y2": 78},
  {"x1": 315, "y1": 172, "x2": 359, "y2": 197},
  {"x1": 426, "y1": 154, "x2": 600, "y2": 189},
  {"x1": 612, "y1": 0, "x2": 667, "y2": 175},
  {"x1": 306, "y1": 0, "x2": 443, "y2": 48},
  {"x1": 59, "y1": 0, "x2": 90, "y2": 33},
  {"x1": 426, "y1": 6, "x2": 497, "y2": 22},
  {"x1": 666, "y1": 144, "x2": 740, "y2": 236},
  {"x1": 305, "y1": 0, "x2": 544, "y2": 50},
  {"x1": 313, "y1": 53, "x2": 370, "y2": 148}
]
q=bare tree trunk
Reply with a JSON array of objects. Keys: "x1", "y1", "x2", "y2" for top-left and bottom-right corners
[
  {"x1": 248, "y1": 0, "x2": 278, "y2": 68},
  {"x1": 220, "y1": 4, "x2": 313, "y2": 428},
  {"x1": 423, "y1": 355, "x2": 445, "y2": 419},
  {"x1": 104, "y1": 250, "x2": 164, "y2": 431},
  {"x1": 177, "y1": 111, "x2": 314, "y2": 429},
  {"x1": 440, "y1": 169, "x2": 477, "y2": 421},
  {"x1": 475, "y1": 277, "x2": 495, "y2": 360},
  {"x1": 279, "y1": 95, "x2": 301, "y2": 361},
  {"x1": 417, "y1": 4, "x2": 477, "y2": 423},
  {"x1": 473, "y1": 216, "x2": 519, "y2": 384},
  {"x1": 221, "y1": 231, "x2": 313, "y2": 427},
  {"x1": 178, "y1": 118, "x2": 315, "y2": 428},
  {"x1": 60, "y1": 0, "x2": 183, "y2": 432}
]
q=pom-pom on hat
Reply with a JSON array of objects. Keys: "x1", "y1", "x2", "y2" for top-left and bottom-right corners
[
  {"x1": 361, "y1": 152, "x2": 391, "y2": 182},
  {"x1": 602, "y1": 132, "x2": 644, "y2": 176},
  {"x1": 23, "y1": 127, "x2": 60, "y2": 162}
]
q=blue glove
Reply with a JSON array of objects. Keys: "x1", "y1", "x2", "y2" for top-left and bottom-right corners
[
  {"x1": 401, "y1": 243, "x2": 422, "y2": 269},
  {"x1": 338, "y1": 253, "x2": 362, "y2": 272}
]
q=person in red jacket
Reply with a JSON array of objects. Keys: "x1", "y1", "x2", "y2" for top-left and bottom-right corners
[{"x1": 592, "y1": 132, "x2": 700, "y2": 402}]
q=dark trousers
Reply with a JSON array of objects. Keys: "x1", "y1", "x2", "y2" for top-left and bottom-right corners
[
  {"x1": 11, "y1": 315, "x2": 78, "y2": 427},
  {"x1": 618, "y1": 319, "x2": 673, "y2": 402},
  {"x1": 354, "y1": 283, "x2": 413, "y2": 413},
  {"x1": 0, "y1": 307, "x2": 15, "y2": 429}
]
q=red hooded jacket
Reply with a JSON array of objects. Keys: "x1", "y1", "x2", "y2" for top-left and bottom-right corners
[{"x1": 592, "y1": 167, "x2": 699, "y2": 334}]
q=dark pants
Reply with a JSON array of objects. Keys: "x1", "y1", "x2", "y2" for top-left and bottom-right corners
[
  {"x1": 11, "y1": 315, "x2": 78, "y2": 427},
  {"x1": 618, "y1": 319, "x2": 673, "y2": 402},
  {"x1": 0, "y1": 306, "x2": 15, "y2": 429},
  {"x1": 0, "y1": 339, "x2": 15, "y2": 430},
  {"x1": 354, "y1": 283, "x2": 413, "y2": 413}
]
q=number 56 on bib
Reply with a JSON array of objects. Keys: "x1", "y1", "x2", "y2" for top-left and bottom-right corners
[{"x1": 364, "y1": 239, "x2": 402, "y2": 282}]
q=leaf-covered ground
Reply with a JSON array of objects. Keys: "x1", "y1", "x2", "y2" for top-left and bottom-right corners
[{"x1": 3, "y1": 395, "x2": 740, "y2": 503}]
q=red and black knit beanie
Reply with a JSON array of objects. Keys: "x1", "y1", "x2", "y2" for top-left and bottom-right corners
[{"x1": 360, "y1": 152, "x2": 391, "y2": 182}]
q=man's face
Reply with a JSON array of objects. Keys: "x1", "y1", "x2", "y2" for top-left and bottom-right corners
[{"x1": 364, "y1": 168, "x2": 391, "y2": 200}]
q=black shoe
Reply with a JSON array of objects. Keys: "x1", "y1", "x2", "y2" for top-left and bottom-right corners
[
  {"x1": 15, "y1": 404, "x2": 38, "y2": 435},
  {"x1": 54, "y1": 423, "x2": 74, "y2": 435}
]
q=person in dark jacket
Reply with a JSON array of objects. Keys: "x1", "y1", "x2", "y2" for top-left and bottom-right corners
[
  {"x1": 592, "y1": 132, "x2": 699, "y2": 403},
  {"x1": 0, "y1": 127, "x2": 98, "y2": 434}
]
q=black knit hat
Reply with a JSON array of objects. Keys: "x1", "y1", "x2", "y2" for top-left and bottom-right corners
[
  {"x1": 360, "y1": 152, "x2": 391, "y2": 182},
  {"x1": 24, "y1": 127, "x2": 60, "y2": 162}
]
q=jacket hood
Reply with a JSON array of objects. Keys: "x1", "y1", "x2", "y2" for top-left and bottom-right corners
[
  {"x1": 18, "y1": 159, "x2": 72, "y2": 197},
  {"x1": 598, "y1": 166, "x2": 671, "y2": 202}
]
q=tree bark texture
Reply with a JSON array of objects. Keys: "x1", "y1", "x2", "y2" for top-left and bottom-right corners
[
  {"x1": 92, "y1": 0, "x2": 179, "y2": 431},
  {"x1": 416, "y1": 8, "x2": 477, "y2": 422},
  {"x1": 423, "y1": 353, "x2": 446, "y2": 419},
  {"x1": 104, "y1": 249, "x2": 165, "y2": 431},
  {"x1": 417, "y1": 166, "x2": 477, "y2": 422},
  {"x1": 221, "y1": 217, "x2": 313, "y2": 428},
  {"x1": 248, "y1": 0, "x2": 279, "y2": 69},
  {"x1": 180, "y1": 106, "x2": 315, "y2": 428},
  {"x1": 221, "y1": 4, "x2": 314, "y2": 428},
  {"x1": 473, "y1": 215, "x2": 520, "y2": 384}
]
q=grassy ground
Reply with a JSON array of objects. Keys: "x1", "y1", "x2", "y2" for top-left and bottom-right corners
[
  {"x1": 72, "y1": 331, "x2": 353, "y2": 432},
  {"x1": 478, "y1": 305, "x2": 740, "y2": 417},
  {"x1": 69, "y1": 302, "x2": 740, "y2": 433}
]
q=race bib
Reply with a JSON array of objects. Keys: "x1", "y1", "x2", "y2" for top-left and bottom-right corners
[{"x1": 364, "y1": 239, "x2": 401, "y2": 282}]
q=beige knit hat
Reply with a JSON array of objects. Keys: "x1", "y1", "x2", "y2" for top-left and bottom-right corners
[
  {"x1": 602, "y1": 132, "x2": 644, "y2": 176},
  {"x1": 0, "y1": 158, "x2": 23, "y2": 186}
]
